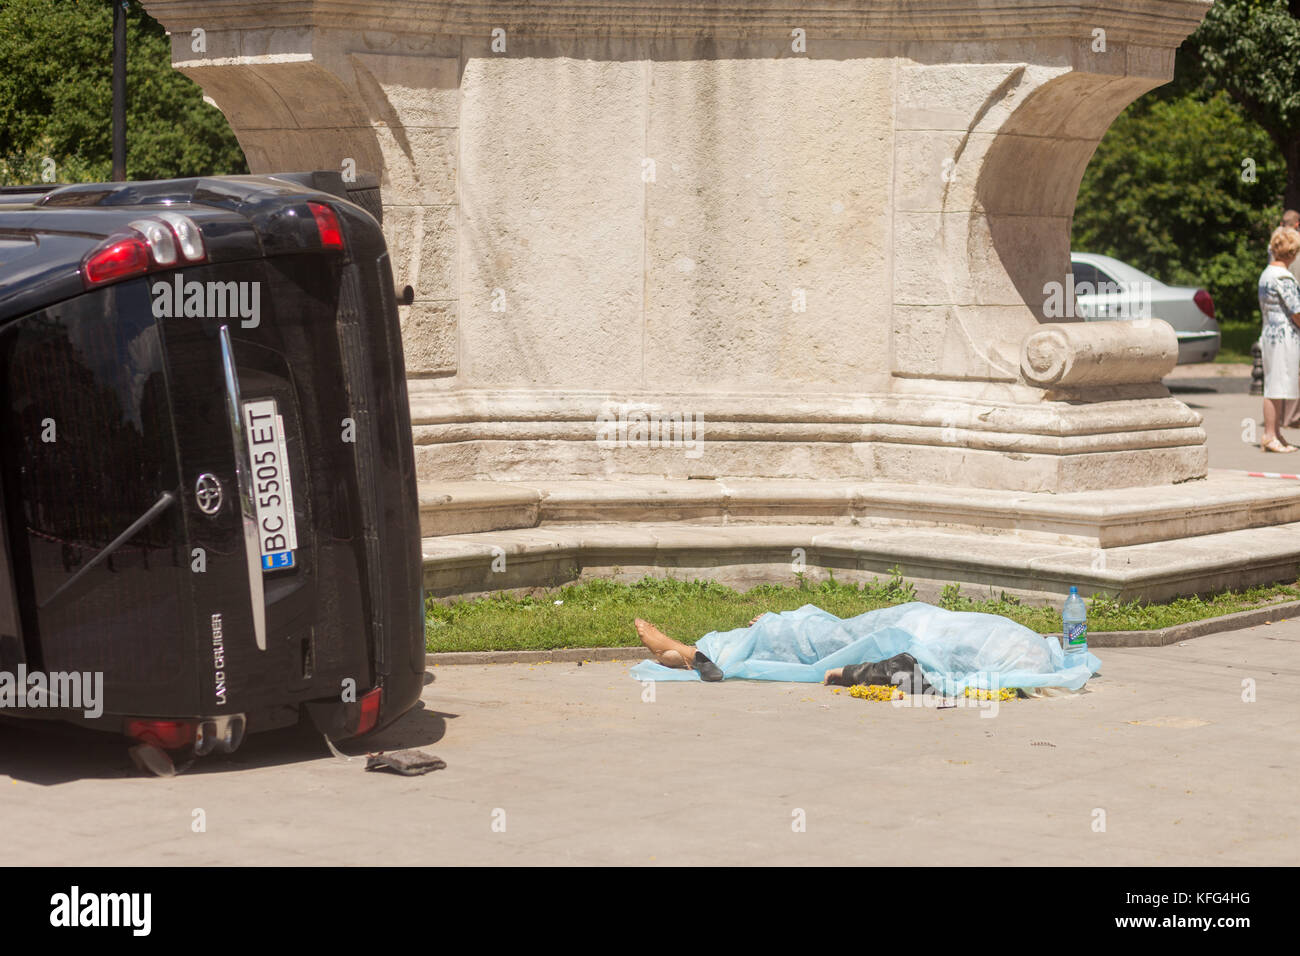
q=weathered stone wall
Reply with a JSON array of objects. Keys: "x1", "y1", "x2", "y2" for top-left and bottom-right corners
[{"x1": 140, "y1": 0, "x2": 1213, "y2": 492}]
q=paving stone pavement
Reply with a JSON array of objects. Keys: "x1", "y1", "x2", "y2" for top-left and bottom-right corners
[
  {"x1": 1170, "y1": 373, "x2": 1268, "y2": 473},
  {"x1": 1, "y1": 368, "x2": 1292, "y2": 866},
  {"x1": 2, "y1": 617, "x2": 1295, "y2": 865}
]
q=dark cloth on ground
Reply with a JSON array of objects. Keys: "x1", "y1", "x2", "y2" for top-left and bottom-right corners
[{"x1": 828, "y1": 653, "x2": 932, "y2": 693}]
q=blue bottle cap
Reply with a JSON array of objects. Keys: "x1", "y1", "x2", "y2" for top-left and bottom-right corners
[{"x1": 1069, "y1": 586, "x2": 1078, "y2": 594}]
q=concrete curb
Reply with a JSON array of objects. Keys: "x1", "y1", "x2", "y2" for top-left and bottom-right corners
[
  {"x1": 425, "y1": 599, "x2": 1300, "y2": 664},
  {"x1": 427, "y1": 646, "x2": 654, "y2": 666},
  {"x1": 1084, "y1": 599, "x2": 1300, "y2": 647}
]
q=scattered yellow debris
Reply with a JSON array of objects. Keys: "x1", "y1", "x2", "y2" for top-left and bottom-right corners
[
  {"x1": 848, "y1": 684, "x2": 905, "y2": 701},
  {"x1": 964, "y1": 687, "x2": 1018, "y2": 702}
]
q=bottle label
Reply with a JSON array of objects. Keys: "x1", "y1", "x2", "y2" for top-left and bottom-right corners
[{"x1": 1065, "y1": 622, "x2": 1087, "y2": 647}]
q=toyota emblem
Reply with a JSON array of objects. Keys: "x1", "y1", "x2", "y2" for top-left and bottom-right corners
[{"x1": 195, "y1": 473, "x2": 223, "y2": 515}]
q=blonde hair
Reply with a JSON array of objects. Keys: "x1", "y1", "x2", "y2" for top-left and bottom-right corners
[{"x1": 1270, "y1": 226, "x2": 1300, "y2": 262}]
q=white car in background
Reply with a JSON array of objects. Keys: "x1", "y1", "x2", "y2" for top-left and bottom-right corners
[{"x1": 1070, "y1": 252, "x2": 1220, "y2": 364}]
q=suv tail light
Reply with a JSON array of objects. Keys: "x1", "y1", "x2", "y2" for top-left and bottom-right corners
[
  {"x1": 155, "y1": 211, "x2": 206, "y2": 262},
  {"x1": 125, "y1": 718, "x2": 197, "y2": 751},
  {"x1": 356, "y1": 687, "x2": 383, "y2": 735},
  {"x1": 308, "y1": 201, "x2": 344, "y2": 250},
  {"x1": 82, "y1": 236, "x2": 151, "y2": 286},
  {"x1": 1194, "y1": 288, "x2": 1215, "y2": 319},
  {"x1": 128, "y1": 218, "x2": 178, "y2": 266},
  {"x1": 81, "y1": 213, "x2": 207, "y2": 290}
]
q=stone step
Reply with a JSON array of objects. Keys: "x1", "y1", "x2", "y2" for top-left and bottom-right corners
[
  {"x1": 420, "y1": 517, "x2": 1300, "y2": 605},
  {"x1": 418, "y1": 470, "x2": 1300, "y2": 549}
]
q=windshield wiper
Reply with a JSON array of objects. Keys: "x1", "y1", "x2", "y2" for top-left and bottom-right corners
[{"x1": 37, "y1": 491, "x2": 176, "y2": 610}]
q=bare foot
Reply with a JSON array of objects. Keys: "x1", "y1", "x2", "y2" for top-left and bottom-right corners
[
  {"x1": 749, "y1": 613, "x2": 765, "y2": 627},
  {"x1": 634, "y1": 618, "x2": 697, "y2": 668},
  {"x1": 823, "y1": 667, "x2": 844, "y2": 685},
  {"x1": 634, "y1": 618, "x2": 672, "y2": 652}
]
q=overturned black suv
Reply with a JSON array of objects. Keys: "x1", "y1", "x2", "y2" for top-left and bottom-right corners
[{"x1": 0, "y1": 173, "x2": 424, "y2": 756}]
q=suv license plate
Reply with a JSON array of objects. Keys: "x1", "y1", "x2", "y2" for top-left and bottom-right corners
[{"x1": 242, "y1": 398, "x2": 298, "y2": 571}]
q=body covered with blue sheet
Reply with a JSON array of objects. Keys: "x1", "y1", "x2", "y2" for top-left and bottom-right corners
[{"x1": 629, "y1": 602, "x2": 1099, "y2": 693}]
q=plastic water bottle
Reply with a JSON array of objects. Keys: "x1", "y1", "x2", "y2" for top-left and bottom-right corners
[{"x1": 1062, "y1": 586, "x2": 1088, "y2": 666}]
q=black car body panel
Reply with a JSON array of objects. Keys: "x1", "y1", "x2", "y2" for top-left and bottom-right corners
[{"x1": 0, "y1": 174, "x2": 424, "y2": 744}]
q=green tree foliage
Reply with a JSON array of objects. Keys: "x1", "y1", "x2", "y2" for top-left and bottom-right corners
[
  {"x1": 1073, "y1": 91, "x2": 1285, "y2": 324},
  {"x1": 1188, "y1": 0, "x2": 1300, "y2": 209},
  {"x1": 0, "y1": 0, "x2": 246, "y2": 184},
  {"x1": 1073, "y1": 0, "x2": 1300, "y2": 330}
]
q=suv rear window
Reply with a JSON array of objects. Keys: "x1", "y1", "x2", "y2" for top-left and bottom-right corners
[{"x1": 0, "y1": 278, "x2": 187, "y2": 682}]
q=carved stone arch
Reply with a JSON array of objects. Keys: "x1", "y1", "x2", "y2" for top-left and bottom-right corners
[
  {"x1": 973, "y1": 64, "x2": 1174, "y2": 326},
  {"x1": 179, "y1": 55, "x2": 383, "y2": 178},
  {"x1": 894, "y1": 47, "x2": 1181, "y2": 386}
]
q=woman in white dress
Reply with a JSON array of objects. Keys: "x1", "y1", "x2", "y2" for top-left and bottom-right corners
[{"x1": 1258, "y1": 226, "x2": 1300, "y2": 452}]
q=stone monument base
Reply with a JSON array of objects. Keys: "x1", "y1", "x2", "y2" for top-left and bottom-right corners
[
  {"x1": 418, "y1": 473, "x2": 1300, "y2": 604},
  {"x1": 410, "y1": 380, "x2": 1207, "y2": 494},
  {"x1": 133, "y1": 0, "x2": 1236, "y2": 603}
]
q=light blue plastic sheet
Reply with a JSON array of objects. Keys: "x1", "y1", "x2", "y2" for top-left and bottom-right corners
[{"x1": 628, "y1": 602, "x2": 1100, "y2": 694}]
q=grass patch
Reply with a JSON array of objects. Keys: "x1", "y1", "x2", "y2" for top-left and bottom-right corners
[
  {"x1": 424, "y1": 570, "x2": 1300, "y2": 653},
  {"x1": 1216, "y1": 320, "x2": 1257, "y2": 364}
]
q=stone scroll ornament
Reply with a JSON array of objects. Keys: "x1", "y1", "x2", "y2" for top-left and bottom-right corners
[{"x1": 1020, "y1": 320, "x2": 1180, "y2": 388}]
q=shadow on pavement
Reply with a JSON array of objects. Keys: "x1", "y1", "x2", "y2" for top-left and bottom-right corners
[
  {"x1": 0, "y1": 673, "x2": 456, "y2": 785},
  {"x1": 1167, "y1": 376, "x2": 1252, "y2": 396}
]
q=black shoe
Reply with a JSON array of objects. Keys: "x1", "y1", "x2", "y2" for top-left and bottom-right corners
[
  {"x1": 841, "y1": 654, "x2": 930, "y2": 693},
  {"x1": 692, "y1": 650, "x2": 724, "y2": 682}
]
